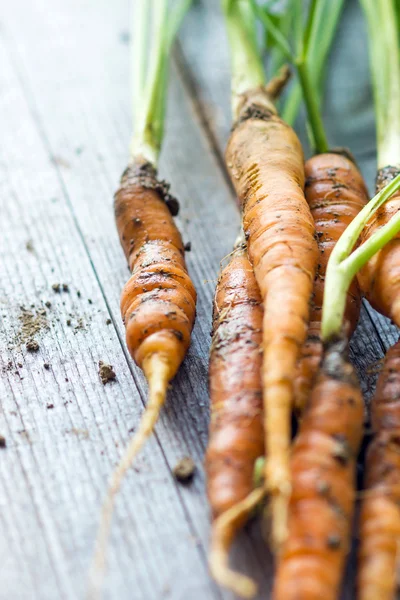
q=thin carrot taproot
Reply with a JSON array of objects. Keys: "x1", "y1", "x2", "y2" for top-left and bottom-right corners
[
  {"x1": 294, "y1": 153, "x2": 368, "y2": 413},
  {"x1": 206, "y1": 237, "x2": 264, "y2": 598},
  {"x1": 223, "y1": 0, "x2": 318, "y2": 549},
  {"x1": 88, "y1": 2, "x2": 195, "y2": 597},
  {"x1": 358, "y1": 340, "x2": 400, "y2": 600}
]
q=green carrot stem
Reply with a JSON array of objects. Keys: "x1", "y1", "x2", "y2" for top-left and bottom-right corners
[
  {"x1": 222, "y1": 0, "x2": 266, "y2": 119},
  {"x1": 360, "y1": 0, "x2": 400, "y2": 169},
  {"x1": 130, "y1": 0, "x2": 192, "y2": 165},
  {"x1": 296, "y1": 59, "x2": 329, "y2": 153},
  {"x1": 322, "y1": 174, "x2": 400, "y2": 341},
  {"x1": 132, "y1": 1, "x2": 149, "y2": 126}
]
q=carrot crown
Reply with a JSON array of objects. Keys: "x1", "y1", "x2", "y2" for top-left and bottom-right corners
[
  {"x1": 360, "y1": 0, "x2": 400, "y2": 169},
  {"x1": 131, "y1": 0, "x2": 193, "y2": 166}
]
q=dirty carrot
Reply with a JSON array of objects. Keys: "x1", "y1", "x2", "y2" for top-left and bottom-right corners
[
  {"x1": 88, "y1": 1, "x2": 195, "y2": 597},
  {"x1": 206, "y1": 236, "x2": 264, "y2": 597},
  {"x1": 255, "y1": 2, "x2": 369, "y2": 415},
  {"x1": 223, "y1": 0, "x2": 318, "y2": 550},
  {"x1": 273, "y1": 173, "x2": 400, "y2": 599},
  {"x1": 358, "y1": 340, "x2": 400, "y2": 600},
  {"x1": 294, "y1": 153, "x2": 368, "y2": 413},
  {"x1": 357, "y1": 0, "x2": 400, "y2": 324}
]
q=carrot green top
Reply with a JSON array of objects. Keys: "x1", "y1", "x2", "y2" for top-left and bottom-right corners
[
  {"x1": 131, "y1": 0, "x2": 193, "y2": 166},
  {"x1": 360, "y1": 0, "x2": 400, "y2": 169}
]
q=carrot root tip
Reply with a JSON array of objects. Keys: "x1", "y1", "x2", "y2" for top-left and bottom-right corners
[
  {"x1": 209, "y1": 488, "x2": 265, "y2": 598},
  {"x1": 87, "y1": 353, "x2": 171, "y2": 600}
]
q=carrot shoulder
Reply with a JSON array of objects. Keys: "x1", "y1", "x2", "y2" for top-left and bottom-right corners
[
  {"x1": 358, "y1": 340, "x2": 400, "y2": 600},
  {"x1": 225, "y1": 90, "x2": 319, "y2": 548},
  {"x1": 294, "y1": 153, "x2": 368, "y2": 413},
  {"x1": 206, "y1": 241, "x2": 264, "y2": 597},
  {"x1": 358, "y1": 166, "x2": 400, "y2": 325},
  {"x1": 274, "y1": 338, "x2": 364, "y2": 600}
]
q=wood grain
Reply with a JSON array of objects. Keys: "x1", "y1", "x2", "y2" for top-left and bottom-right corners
[{"x1": 0, "y1": 0, "x2": 393, "y2": 599}]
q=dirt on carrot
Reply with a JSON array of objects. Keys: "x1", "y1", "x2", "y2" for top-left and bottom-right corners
[
  {"x1": 294, "y1": 152, "x2": 368, "y2": 413},
  {"x1": 358, "y1": 339, "x2": 400, "y2": 600},
  {"x1": 225, "y1": 88, "x2": 319, "y2": 549},
  {"x1": 273, "y1": 338, "x2": 364, "y2": 600},
  {"x1": 206, "y1": 240, "x2": 264, "y2": 597}
]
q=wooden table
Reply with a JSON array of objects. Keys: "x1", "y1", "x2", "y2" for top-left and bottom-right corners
[{"x1": 0, "y1": 1, "x2": 398, "y2": 598}]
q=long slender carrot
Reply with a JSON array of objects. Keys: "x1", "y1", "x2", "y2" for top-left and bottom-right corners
[
  {"x1": 223, "y1": 0, "x2": 319, "y2": 549},
  {"x1": 88, "y1": 2, "x2": 195, "y2": 596},
  {"x1": 273, "y1": 337, "x2": 364, "y2": 600},
  {"x1": 294, "y1": 153, "x2": 368, "y2": 413},
  {"x1": 206, "y1": 238, "x2": 264, "y2": 597},
  {"x1": 358, "y1": 340, "x2": 400, "y2": 600}
]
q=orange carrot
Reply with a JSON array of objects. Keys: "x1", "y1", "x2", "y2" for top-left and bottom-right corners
[
  {"x1": 273, "y1": 337, "x2": 364, "y2": 600},
  {"x1": 206, "y1": 239, "x2": 264, "y2": 597},
  {"x1": 90, "y1": 159, "x2": 196, "y2": 595},
  {"x1": 358, "y1": 340, "x2": 400, "y2": 600},
  {"x1": 225, "y1": 88, "x2": 319, "y2": 548},
  {"x1": 357, "y1": 167, "x2": 400, "y2": 325},
  {"x1": 294, "y1": 153, "x2": 368, "y2": 413},
  {"x1": 116, "y1": 159, "x2": 196, "y2": 379}
]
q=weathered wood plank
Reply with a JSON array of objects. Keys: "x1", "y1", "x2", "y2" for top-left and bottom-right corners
[
  {"x1": 0, "y1": 17, "x2": 223, "y2": 600},
  {"x1": 1, "y1": 0, "x2": 277, "y2": 597}
]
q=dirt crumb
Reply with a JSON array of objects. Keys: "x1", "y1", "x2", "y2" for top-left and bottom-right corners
[
  {"x1": 66, "y1": 319, "x2": 72, "y2": 327},
  {"x1": 26, "y1": 239, "x2": 34, "y2": 252},
  {"x1": 52, "y1": 283, "x2": 61, "y2": 293},
  {"x1": 173, "y1": 457, "x2": 196, "y2": 483},
  {"x1": 45, "y1": 301, "x2": 52, "y2": 308},
  {"x1": 26, "y1": 340, "x2": 39, "y2": 352},
  {"x1": 43, "y1": 363, "x2": 50, "y2": 370},
  {"x1": 69, "y1": 428, "x2": 89, "y2": 439},
  {"x1": 47, "y1": 403, "x2": 54, "y2": 410},
  {"x1": 62, "y1": 283, "x2": 69, "y2": 292},
  {"x1": 0, "y1": 435, "x2": 6, "y2": 448},
  {"x1": 106, "y1": 318, "x2": 112, "y2": 325},
  {"x1": 98, "y1": 361, "x2": 116, "y2": 384},
  {"x1": 18, "y1": 306, "x2": 48, "y2": 346}
]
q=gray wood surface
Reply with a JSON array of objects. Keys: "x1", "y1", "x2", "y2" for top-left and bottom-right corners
[{"x1": 0, "y1": 0, "x2": 397, "y2": 599}]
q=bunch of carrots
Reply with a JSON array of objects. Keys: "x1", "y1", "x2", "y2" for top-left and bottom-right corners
[{"x1": 88, "y1": 1, "x2": 400, "y2": 599}]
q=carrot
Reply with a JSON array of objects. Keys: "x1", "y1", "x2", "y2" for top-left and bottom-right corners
[
  {"x1": 294, "y1": 153, "x2": 368, "y2": 413},
  {"x1": 116, "y1": 159, "x2": 196, "y2": 385},
  {"x1": 268, "y1": 167, "x2": 400, "y2": 598},
  {"x1": 357, "y1": 168, "x2": 400, "y2": 325},
  {"x1": 88, "y1": 3, "x2": 195, "y2": 596},
  {"x1": 226, "y1": 96, "x2": 318, "y2": 548},
  {"x1": 206, "y1": 238, "x2": 264, "y2": 597},
  {"x1": 273, "y1": 337, "x2": 364, "y2": 600},
  {"x1": 358, "y1": 340, "x2": 400, "y2": 600},
  {"x1": 222, "y1": 2, "x2": 319, "y2": 550}
]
